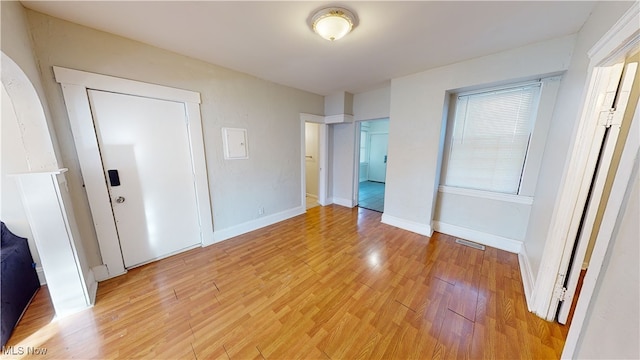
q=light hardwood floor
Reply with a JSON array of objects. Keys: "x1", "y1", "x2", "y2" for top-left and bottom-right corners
[{"x1": 6, "y1": 205, "x2": 568, "y2": 359}]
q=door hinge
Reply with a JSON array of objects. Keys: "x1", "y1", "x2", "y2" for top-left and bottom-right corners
[
  {"x1": 557, "y1": 287, "x2": 568, "y2": 302},
  {"x1": 599, "y1": 108, "x2": 616, "y2": 127},
  {"x1": 553, "y1": 273, "x2": 567, "y2": 301}
]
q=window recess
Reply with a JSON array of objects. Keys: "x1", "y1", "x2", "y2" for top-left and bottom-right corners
[{"x1": 442, "y1": 81, "x2": 543, "y2": 195}]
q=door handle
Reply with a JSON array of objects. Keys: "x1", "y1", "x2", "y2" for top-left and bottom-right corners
[
  {"x1": 115, "y1": 196, "x2": 126, "y2": 204},
  {"x1": 384, "y1": 155, "x2": 387, "y2": 163}
]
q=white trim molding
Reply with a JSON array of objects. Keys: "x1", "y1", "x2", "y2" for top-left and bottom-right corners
[
  {"x1": 562, "y1": 78, "x2": 640, "y2": 359},
  {"x1": 210, "y1": 206, "x2": 305, "y2": 245},
  {"x1": 325, "y1": 114, "x2": 354, "y2": 124},
  {"x1": 53, "y1": 67, "x2": 200, "y2": 103},
  {"x1": 331, "y1": 197, "x2": 355, "y2": 208},
  {"x1": 300, "y1": 113, "x2": 325, "y2": 124},
  {"x1": 382, "y1": 214, "x2": 433, "y2": 237},
  {"x1": 15, "y1": 170, "x2": 94, "y2": 317},
  {"x1": 300, "y1": 112, "x2": 354, "y2": 124},
  {"x1": 432, "y1": 221, "x2": 523, "y2": 254},
  {"x1": 55, "y1": 66, "x2": 214, "y2": 280},
  {"x1": 35, "y1": 266, "x2": 46, "y2": 285},
  {"x1": 91, "y1": 265, "x2": 111, "y2": 282},
  {"x1": 438, "y1": 185, "x2": 534, "y2": 205},
  {"x1": 518, "y1": 245, "x2": 535, "y2": 312},
  {"x1": 587, "y1": 3, "x2": 640, "y2": 61}
]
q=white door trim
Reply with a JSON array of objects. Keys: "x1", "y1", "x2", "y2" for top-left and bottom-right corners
[
  {"x1": 55, "y1": 67, "x2": 213, "y2": 280},
  {"x1": 531, "y1": 2, "x2": 639, "y2": 320},
  {"x1": 562, "y1": 85, "x2": 639, "y2": 359}
]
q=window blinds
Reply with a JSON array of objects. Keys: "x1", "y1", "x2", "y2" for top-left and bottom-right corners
[{"x1": 444, "y1": 84, "x2": 541, "y2": 194}]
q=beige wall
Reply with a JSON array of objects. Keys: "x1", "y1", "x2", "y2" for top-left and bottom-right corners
[{"x1": 25, "y1": 9, "x2": 323, "y2": 267}]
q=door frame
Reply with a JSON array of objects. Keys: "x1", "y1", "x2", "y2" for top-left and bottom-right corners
[
  {"x1": 55, "y1": 67, "x2": 213, "y2": 280},
  {"x1": 531, "y1": 4, "x2": 639, "y2": 320},
  {"x1": 353, "y1": 118, "x2": 389, "y2": 208}
]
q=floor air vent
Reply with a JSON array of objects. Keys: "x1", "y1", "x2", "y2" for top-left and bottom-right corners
[{"x1": 455, "y1": 238, "x2": 485, "y2": 251}]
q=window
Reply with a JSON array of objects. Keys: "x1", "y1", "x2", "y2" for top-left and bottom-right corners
[{"x1": 442, "y1": 82, "x2": 541, "y2": 194}]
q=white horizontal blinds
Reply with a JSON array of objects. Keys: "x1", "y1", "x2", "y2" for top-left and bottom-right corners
[{"x1": 445, "y1": 84, "x2": 541, "y2": 194}]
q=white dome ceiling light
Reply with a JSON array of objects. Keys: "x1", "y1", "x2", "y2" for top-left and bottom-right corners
[{"x1": 311, "y1": 7, "x2": 357, "y2": 41}]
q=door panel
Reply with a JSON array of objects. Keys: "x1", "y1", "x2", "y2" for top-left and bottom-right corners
[
  {"x1": 368, "y1": 133, "x2": 388, "y2": 182},
  {"x1": 88, "y1": 90, "x2": 200, "y2": 268}
]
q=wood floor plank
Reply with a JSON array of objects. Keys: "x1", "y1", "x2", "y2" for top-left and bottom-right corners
[{"x1": 5, "y1": 205, "x2": 568, "y2": 359}]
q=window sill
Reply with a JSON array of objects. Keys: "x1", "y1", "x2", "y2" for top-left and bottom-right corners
[{"x1": 438, "y1": 185, "x2": 534, "y2": 205}]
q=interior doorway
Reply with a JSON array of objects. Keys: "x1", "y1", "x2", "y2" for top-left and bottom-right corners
[
  {"x1": 305, "y1": 122, "x2": 321, "y2": 210},
  {"x1": 555, "y1": 53, "x2": 638, "y2": 324},
  {"x1": 356, "y1": 118, "x2": 389, "y2": 212}
]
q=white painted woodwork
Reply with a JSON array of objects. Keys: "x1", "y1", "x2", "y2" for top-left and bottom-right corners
[
  {"x1": 533, "y1": 2, "x2": 640, "y2": 327},
  {"x1": 87, "y1": 90, "x2": 202, "y2": 268},
  {"x1": 1, "y1": 84, "x2": 45, "y2": 284},
  {"x1": 55, "y1": 67, "x2": 213, "y2": 278},
  {"x1": 532, "y1": 62, "x2": 625, "y2": 320},
  {"x1": 14, "y1": 170, "x2": 96, "y2": 316},
  {"x1": 325, "y1": 114, "x2": 354, "y2": 124},
  {"x1": 432, "y1": 221, "x2": 523, "y2": 254},
  {"x1": 438, "y1": 186, "x2": 533, "y2": 205},
  {"x1": 563, "y1": 81, "x2": 639, "y2": 359},
  {"x1": 557, "y1": 61, "x2": 637, "y2": 324},
  {"x1": 367, "y1": 133, "x2": 388, "y2": 183}
]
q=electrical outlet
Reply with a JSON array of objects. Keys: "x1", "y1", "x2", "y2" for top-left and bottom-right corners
[{"x1": 258, "y1": 207, "x2": 265, "y2": 216}]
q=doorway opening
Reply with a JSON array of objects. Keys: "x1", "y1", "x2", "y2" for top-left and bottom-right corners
[
  {"x1": 356, "y1": 118, "x2": 389, "y2": 213},
  {"x1": 305, "y1": 122, "x2": 321, "y2": 210}
]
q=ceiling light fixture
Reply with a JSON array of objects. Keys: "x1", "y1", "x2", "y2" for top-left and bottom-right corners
[{"x1": 311, "y1": 7, "x2": 356, "y2": 41}]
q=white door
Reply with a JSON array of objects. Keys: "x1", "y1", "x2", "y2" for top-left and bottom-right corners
[
  {"x1": 88, "y1": 90, "x2": 201, "y2": 268},
  {"x1": 368, "y1": 133, "x2": 388, "y2": 182}
]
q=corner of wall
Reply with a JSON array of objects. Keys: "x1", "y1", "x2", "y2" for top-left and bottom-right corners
[{"x1": 518, "y1": 243, "x2": 536, "y2": 312}]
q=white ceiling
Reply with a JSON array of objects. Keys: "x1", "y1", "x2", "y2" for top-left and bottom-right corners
[{"x1": 21, "y1": 1, "x2": 598, "y2": 96}]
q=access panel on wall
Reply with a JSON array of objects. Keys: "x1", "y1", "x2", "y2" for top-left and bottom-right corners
[{"x1": 88, "y1": 90, "x2": 201, "y2": 268}]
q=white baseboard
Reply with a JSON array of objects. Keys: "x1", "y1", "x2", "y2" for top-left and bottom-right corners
[
  {"x1": 209, "y1": 206, "x2": 305, "y2": 245},
  {"x1": 91, "y1": 264, "x2": 110, "y2": 281},
  {"x1": 432, "y1": 221, "x2": 523, "y2": 254},
  {"x1": 381, "y1": 214, "x2": 433, "y2": 236},
  {"x1": 86, "y1": 268, "x2": 98, "y2": 305},
  {"x1": 36, "y1": 266, "x2": 46, "y2": 285},
  {"x1": 305, "y1": 193, "x2": 318, "y2": 199},
  {"x1": 332, "y1": 197, "x2": 354, "y2": 208},
  {"x1": 518, "y1": 246, "x2": 535, "y2": 312}
]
